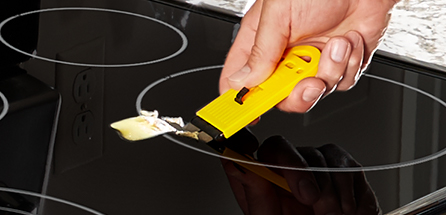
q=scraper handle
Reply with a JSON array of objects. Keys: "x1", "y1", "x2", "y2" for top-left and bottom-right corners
[{"x1": 197, "y1": 45, "x2": 321, "y2": 139}]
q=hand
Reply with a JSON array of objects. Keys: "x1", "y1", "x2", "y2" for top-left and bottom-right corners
[
  {"x1": 220, "y1": 0, "x2": 398, "y2": 112},
  {"x1": 222, "y1": 136, "x2": 380, "y2": 215}
]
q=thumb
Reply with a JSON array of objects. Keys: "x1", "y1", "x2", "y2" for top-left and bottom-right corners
[{"x1": 228, "y1": 0, "x2": 291, "y2": 90}]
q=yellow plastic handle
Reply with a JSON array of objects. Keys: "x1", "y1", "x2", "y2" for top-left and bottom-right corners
[
  {"x1": 222, "y1": 148, "x2": 291, "y2": 192},
  {"x1": 197, "y1": 45, "x2": 321, "y2": 138}
]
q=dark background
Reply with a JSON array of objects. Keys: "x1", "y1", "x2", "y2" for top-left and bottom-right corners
[{"x1": 1, "y1": 0, "x2": 446, "y2": 214}]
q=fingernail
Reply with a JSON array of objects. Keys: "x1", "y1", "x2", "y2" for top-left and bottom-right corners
[
  {"x1": 299, "y1": 178, "x2": 320, "y2": 203},
  {"x1": 330, "y1": 39, "x2": 349, "y2": 63},
  {"x1": 302, "y1": 87, "x2": 324, "y2": 102},
  {"x1": 228, "y1": 65, "x2": 251, "y2": 82}
]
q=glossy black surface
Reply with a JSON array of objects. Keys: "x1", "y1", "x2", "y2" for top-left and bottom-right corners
[
  {"x1": 1, "y1": 0, "x2": 446, "y2": 214},
  {"x1": 0, "y1": 0, "x2": 40, "y2": 71}
]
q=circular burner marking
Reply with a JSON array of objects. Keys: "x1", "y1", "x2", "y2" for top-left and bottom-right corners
[
  {"x1": 0, "y1": 7, "x2": 188, "y2": 68},
  {"x1": 0, "y1": 206, "x2": 33, "y2": 215},
  {"x1": 0, "y1": 92, "x2": 8, "y2": 121},
  {"x1": 136, "y1": 67, "x2": 446, "y2": 172},
  {"x1": 0, "y1": 187, "x2": 105, "y2": 215}
]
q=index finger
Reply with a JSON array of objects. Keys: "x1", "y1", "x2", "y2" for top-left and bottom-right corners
[
  {"x1": 219, "y1": 0, "x2": 262, "y2": 93},
  {"x1": 257, "y1": 136, "x2": 321, "y2": 205},
  {"x1": 220, "y1": 0, "x2": 292, "y2": 93},
  {"x1": 242, "y1": 0, "x2": 291, "y2": 87}
]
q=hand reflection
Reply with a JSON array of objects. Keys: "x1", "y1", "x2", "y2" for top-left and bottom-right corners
[{"x1": 221, "y1": 135, "x2": 380, "y2": 215}]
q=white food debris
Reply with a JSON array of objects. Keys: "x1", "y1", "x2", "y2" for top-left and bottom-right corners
[{"x1": 111, "y1": 110, "x2": 198, "y2": 141}]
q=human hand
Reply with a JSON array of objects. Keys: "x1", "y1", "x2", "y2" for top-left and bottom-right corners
[
  {"x1": 222, "y1": 136, "x2": 380, "y2": 215},
  {"x1": 220, "y1": 0, "x2": 398, "y2": 112}
]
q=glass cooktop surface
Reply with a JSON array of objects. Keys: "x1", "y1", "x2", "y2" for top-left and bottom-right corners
[{"x1": 1, "y1": 1, "x2": 446, "y2": 214}]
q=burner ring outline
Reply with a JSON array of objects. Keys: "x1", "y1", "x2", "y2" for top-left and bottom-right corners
[
  {"x1": 0, "y1": 187, "x2": 105, "y2": 215},
  {"x1": 0, "y1": 91, "x2": 8, "y2": 121},
  {"x1": 0, "y1": 7, "x2": 188, "y2": 68},
  {"x1": 136, "y1": 68, "x2": 446, "y2": 172}
]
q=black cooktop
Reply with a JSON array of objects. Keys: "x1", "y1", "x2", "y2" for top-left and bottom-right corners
[{"x1": 1, "y1": 0, "x2": 446, "y2": 214}]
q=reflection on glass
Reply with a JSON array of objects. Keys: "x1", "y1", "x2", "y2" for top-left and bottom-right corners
[
  {"x1": 220, "y1": 131, "x2": 381, "y2": 215},
  {"x1": 137, "y1": 64, "x2": 446, "y2": 172},
  {"x1": 387, "y1": 186, "x2": 446, "y2": 215},
  {"x1": 0, "y1": 182, "x2": 35, "y2": 214},
  {"x1": 131, "y1": 54, "x2": 446, "y2": 213}
]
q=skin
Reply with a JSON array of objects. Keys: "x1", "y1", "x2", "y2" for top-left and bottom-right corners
[
  {"x1": 221, "y1": 136, "x2": 381, "y2": 215},
  {"x1": 220, "y1": 0, "x2": 399, "y2": 113},
  {"x1": 218, "y1": 1, "x2": 399, "y2": 212}
]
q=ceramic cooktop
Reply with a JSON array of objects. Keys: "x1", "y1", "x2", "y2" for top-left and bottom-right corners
[{"x1": 1, "y1": 0, "x2": 446, "y2": 214}]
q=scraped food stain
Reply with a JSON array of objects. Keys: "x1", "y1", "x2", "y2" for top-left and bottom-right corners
[{"x1": 110, "y1": 110, "x2": 198, "y2": 141}]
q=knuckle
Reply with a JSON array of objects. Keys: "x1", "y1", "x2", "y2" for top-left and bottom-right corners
[
  {"x1": 325, "y1": 75, "x2": 344, "y2": 89},
  {"x1": 317, "y1": 68, "x2": 344, "y2": 83},
  {"x1": 319, "y1": 143, "x2": 340, "y2": 152},
  {"x1": 280, "y1": 103, "x2": 306, "y2": 113},
  {"x1": 348, "y1": 54, "x2": 363, "y2": 69},
  {"x1": 249, "y1": 44, "x2": 274, "y2": 65},
  {"x1": 297, "y1": 147, "x2": 326, "y2": 166},
  {"x1": 337, "y1": 79, "x2": 356, "y2": 91},
  {"x1": 348, "y1": 47, "x2": 364, "y2": 69}
]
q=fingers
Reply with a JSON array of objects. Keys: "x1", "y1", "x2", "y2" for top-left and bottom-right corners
[
  {"x1": 276, "y1": 31, "x2": 364, "y2": 113},
  {"x1": 354, "y1": 170, "x2": 381, "y2": 215},
  {"x1": 220, "y1": 4, "x2": 365, "y2": 113},
  {"x1": 337, "y1": 31, "x2": 364, "y2": 91},
  {"x1": 297, "y1": 147, "x2": 342, "y2": 215},
  {"x1": 240, "y1": 0, "x2": 291, "y2": 88},
  {"x1": 317, "y1": 144, "x2": 361, "y2": 215},
  {"x1": 222, "y1": 161, "x2": 250, "y2": 214},
  {"x1": 220, "y1": 128, "x2": 282, "y2": 214},
  {"x1": 257, "y1": 136, "x2": 321, "y2": 205},
  {"x1": 219, "y1": 0, "x2": 263, "y2": 94},
  {"x1": 221, "y1": 159, "x2": 282, "y2": 215},
  {"x1": 297, "y1": 143, "x2": 379, "y2": 215},
  {"x1": 355, "y1": 177, "x2": 381, "y2": 215},
  {"x1": 275, "y1": 77, "x2": 326, "y2": 113},
  {"x1": 316, "y1": 35, "x2": 352, "y2": 95},
  {"x1": 220, "y1": 0, "x2": 291, "y2": 93},
  {"x1": 227, "y1": 134, "x2": 380, "y2": 214}
]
